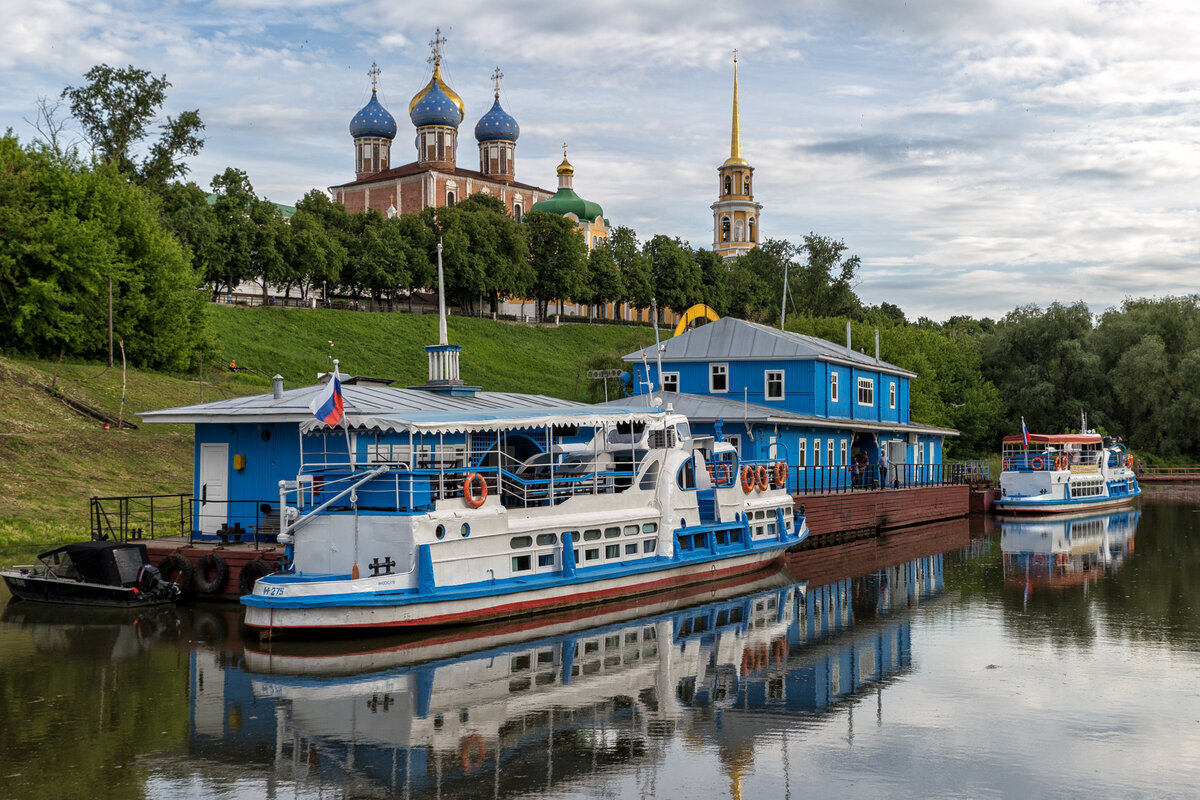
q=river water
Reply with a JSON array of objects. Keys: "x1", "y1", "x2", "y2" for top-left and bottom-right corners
[{"x1": 3, "y1": 488, "x2": 1199, "y2": 800}]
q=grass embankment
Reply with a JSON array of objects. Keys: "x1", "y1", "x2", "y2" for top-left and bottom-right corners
[{"x1": 0, "y1": 308, "x2": 657, "y2": 548}]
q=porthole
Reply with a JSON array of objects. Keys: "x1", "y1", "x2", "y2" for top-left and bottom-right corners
[
  {"x1": 461, "y1": 523, "x2": 470, "y2": 538},
  {"x1": 435, "y1": 524, "x2": 445, "y2": 540},
  {"x1": 536, "y1": 533, "x2": 558, "y2": 546},
  {"x1": 510, "y1": 536, "x2": 533, "y2": 549}
]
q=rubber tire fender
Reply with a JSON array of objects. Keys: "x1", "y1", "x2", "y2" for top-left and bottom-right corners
[
  {"x1": 157, "y1": 553, "x2": 194, "y2": 598},
  {"x1": 194, "y1": 553, "x2": 228, "y2": 594},
  {"x1": 239, "y1": 558, "x2": 275, "y2": 596}
]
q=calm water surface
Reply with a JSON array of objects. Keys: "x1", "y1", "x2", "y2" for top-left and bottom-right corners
[{"x1": 3, "y1": 488, "x2": 1200, "y2": 800}]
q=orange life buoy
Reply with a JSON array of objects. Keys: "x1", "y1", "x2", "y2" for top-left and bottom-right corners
[
  {"x1": 715, "y1": 462, "x2": 733, "y2": 486},
  {"x1": 1032, "y1": 554, "x2": 1045, "y2": 567},
  {"x1": 460, "y1": 734, "x2": 486, "y2": 773},
  {"x1": 756, "y1": 465, "x2": 769, "y2": 491},
  {"x1": 463, "y1": 472, "x2": 487, "y2": 508},
  {"x1": 773, "y1": 461, "x2": 789, "y2": 489},
  {"x1": 1030, "y1": 456, "x2": 1044, "y2": 471},
  {"x1": 741, "y1": 465, "x2": 756, "y2": 493},
  {"x1": 741, "y1": 648, "x2": 752, "y2": 675},
  {"x1": 1125, "y1": 454, "x2": 1133, "y2": 468}
]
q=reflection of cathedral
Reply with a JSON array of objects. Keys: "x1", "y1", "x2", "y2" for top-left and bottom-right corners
[
  {"x1": 711, "y1": 52, "x2": 762, "y2": 259},
  {"x1": 331, "y1": 31, "x2": 554, "y2": 220}
]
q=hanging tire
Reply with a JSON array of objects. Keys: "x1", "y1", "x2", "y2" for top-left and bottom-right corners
[
  {"x1": 194, "y1": 553, "x2": 228, "y2": 594},
  {"x1": 157, "y1": 553, "x2": 194, "y2": 598},
  {"x1": 239, "y1": 558, "x2": 275, "y2": 595}
]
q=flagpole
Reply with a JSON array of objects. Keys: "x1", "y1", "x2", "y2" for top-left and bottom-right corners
[{"x1": 333, "y1": 359, "x2": 353, "y2": 473}]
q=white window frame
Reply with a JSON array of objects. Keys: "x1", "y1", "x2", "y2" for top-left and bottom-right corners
[
  {"x1": 710, "y1": 363, "x2": 728, "y2": 393},
  {"x1": 813, "y1": 438, "x2": 822, "y2": 466},
  {"x1": 765, "y1": 370, "x2": 784, "y2": 401},
  {"x1": 857, "y1": 377, "x2": 874, "y2": 406},
  {"x1": 830, "y1": 372, "x2": 839, "y2": 403},
  {"x1": 797, "y1": 439, "x2": 807, "y2": 467},
  {"x1": 662, "y1": 371, "x2": 680, "y2": 393},
  {"x1": 725, "y1": 434, "x2": 741, "y2": 454},
  {"x1": 827, "y1": 439, "x2": 835, "y2": 466},
  {"x1": 840, "y1": 440, "x2": 848, "y2": 465},
  {"x1": 889, "y1": 381, "x2": 896, "y2": 409}
]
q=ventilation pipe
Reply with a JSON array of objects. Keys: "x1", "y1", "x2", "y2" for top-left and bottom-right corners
[
  {"x1": 845, "y1": 320, "x2": 852, "y2": 350},
  {"x1": 272, "y1": 374, "x2": 284, "y2": 399},
  {"x1": 875, "y1": 329, "x2": 880, "y2": 363}
]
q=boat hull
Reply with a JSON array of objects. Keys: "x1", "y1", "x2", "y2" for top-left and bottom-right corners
[
  {"x1": 2, "y1": 571, "x2": 175, "y2": 608},
  {"x1": 243, "y1": 544, "x2": 791, "y2": 632},
  {"x1": 991, "y1": 492, "x2": 1139, "y2": 515}
]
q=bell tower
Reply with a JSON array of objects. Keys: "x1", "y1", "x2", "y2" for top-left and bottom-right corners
[{"x1": 711, "y1": 51, "x2": 762, "y2": 260}]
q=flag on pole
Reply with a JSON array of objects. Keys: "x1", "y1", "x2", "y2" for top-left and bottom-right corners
[
  {"x1": 1021, "y1": 416, "x2": 1030, "y2": 449},
  {"x1": 310, "y1": 366, "x2": 344, "y2": 426}
]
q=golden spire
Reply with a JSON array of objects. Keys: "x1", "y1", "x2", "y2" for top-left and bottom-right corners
[{"x1": 723, "y1": 49, "x2": 748, "y2": 167}]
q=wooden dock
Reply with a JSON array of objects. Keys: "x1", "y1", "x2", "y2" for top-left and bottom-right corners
[
  {"x1": 143, "y1": 537, "x2": 286, "y2": 602},
  {"x1": 791, "y1": 484, "x2": 971, "y2": 544},
  {"x1": 1138, "y1": 465, "x2": 1200, "y2": 483}
]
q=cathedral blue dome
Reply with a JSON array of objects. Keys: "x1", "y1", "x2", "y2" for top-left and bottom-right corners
[
  {"x1": 411, "y1": 81, "x2": 462, "y2": 128},
  {"x1": 349, "y1": 90, "x2": 398, "y2": 139},
  {"x1": 474, "y1": 96, "x2": 520, "y2": 142}
]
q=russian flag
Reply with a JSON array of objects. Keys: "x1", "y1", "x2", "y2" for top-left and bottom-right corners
[
  {"x1": 310, "y1": 368, "x2": 344, "y2": 426},
  {"x1": 1021, "y1": 416, "x2": 1030, "y2": 448}
]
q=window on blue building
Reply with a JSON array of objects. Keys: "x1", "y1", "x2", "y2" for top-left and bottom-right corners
[
  {"x1": 857, "y1": 377, "x2": 874, "y2": 405},
  {"x1": 840, "y1": 440, "x2": 848, "y2": 464},
  {"x1": 765, "y1": 370, "x2": 784, "y2": 400},
  {"x1": 662, "y1": 372, "x2": 679, "y2": 393},
  {"x1": 830, "y1": 373, "x2": 839, "y2": 402},
  {"x1": 827, "y1": 440, "x2": 835, "y2": 465},
  {"x1": 710, "y1": 363, "x2": 728, "y2": 393},
  {"x1": 889, "y1": 382, "x2": 896, "y2": 409}
]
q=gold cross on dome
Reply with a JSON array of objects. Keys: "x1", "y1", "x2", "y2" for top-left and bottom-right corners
[
  {"x1": 491, "y1": 66, "x2": 504, "y2": 96},
  {"x1": 428, "y1": 27, "x2": 447, "y2": 65},
  {"x1": 368, "y1": 61, "x2": 381, "y2": 90},
  {"x1": 562, "y1": 142, "x2": 568, "y2": 158},
  {"x1": 732, "y1": 47, "x2": 738, "y2": 64}
]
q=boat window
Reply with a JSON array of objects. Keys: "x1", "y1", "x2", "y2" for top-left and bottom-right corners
[
  {"x1": 625, "y1": 543, "x2": 639, "y2": 555},
  {"x1": 624, "y1": 525, "x2": 639, "y2": 536},
  {"x1": 460, "y1": 523, "x2": 470, "y2": 538},
  {"x1": 436, "y1": 525, "x2": 446, "y2": 540},
  {"x1": 585, "y1": 548, "x2": 600, "y2": 561},
  {"x1": 538, "y1": 553, "x2": 555, "y2": 568},
  {"x1": 536, "y1": 533, "x2": 557, "y2": 546},
  {"x1": 676, "y1": 422, "x2": 691, "y2": 440},
  {"x1": 642, "y1": 522, "x2": 657, "y2": 533},
  {"x1": 510, "y1": 536, "x2": 532, "y2": 549},
  {"x1": 677, "y1": 457, "x2": 696, "y2": 490},
  {"x1": 606, "y1": 544, "x2": 620, "y2": 559},
  {"x1": 584, "y1": 529, "x2": 602, "y2": 541},
  {"x1": 643, "y1": 540, "x2": 657, "y2": 553},
  {"x1": 512, "y1": 555, "x2": 532, "y2": 572},
  {"x1": 511, "y1": 654, "x2": 531, "y2": 672},
  {"x1": 638, "y1": 458, "x2": 660, "y2": 489},
  {"x1": 605, "y1": 527, "x2": 621, "y2": 538}
]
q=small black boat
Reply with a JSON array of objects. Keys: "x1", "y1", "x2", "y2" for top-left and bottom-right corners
[{"x1": 2, "y1": 541, "x2": 181, "y2": 607}]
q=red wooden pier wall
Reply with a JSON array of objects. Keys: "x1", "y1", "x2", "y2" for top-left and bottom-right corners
[{"x1": 793, "y1": 485, "x2": 971, "y2": 542}]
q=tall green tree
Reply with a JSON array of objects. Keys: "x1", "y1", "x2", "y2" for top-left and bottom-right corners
[
  {"x1": 643, "y1": 234, "x2": 701, "y2": 318},
  {"x1": 608, "y1": 226, "x2": 651, "y2": 319},
  {"x1": 584, "y1": 244, "x2": 624, "y2": 320},
  {"x1": 62, "y1": 64, "x2": 204, "y2": 187},
  {"x1": 208, "y1": 168, "x2": 257, "y2": 299},
  {"x1": 524, "y1": 210, "x2": 587, "y2": 320}
]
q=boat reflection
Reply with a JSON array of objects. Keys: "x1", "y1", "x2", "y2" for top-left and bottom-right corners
[
  {"x1": 201, "y1": 548, "x2": 950, "y2": 797},
  {"x1": 1000, "y1": 508, "x2": 1139, "y2": 591}
]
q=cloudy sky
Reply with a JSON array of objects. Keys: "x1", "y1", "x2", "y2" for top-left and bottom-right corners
[{"x1": 3, "y1": 0, "x2": 1198, "y2": 320}]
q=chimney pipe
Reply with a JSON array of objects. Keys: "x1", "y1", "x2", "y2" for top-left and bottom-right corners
[
  {"x1": 875, "y1": 329, "x2": 880, "y2": 363},
  {"x1": 845, "y1": 320, "x2": 851, "y2": 350},
  {"x1": 272, "y1": 374, "x2": 284, "y2": 399}
]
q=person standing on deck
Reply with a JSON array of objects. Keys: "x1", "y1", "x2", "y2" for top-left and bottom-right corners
[{"x1": 878, "y1": 448, "x2": 891, "y2": 489}]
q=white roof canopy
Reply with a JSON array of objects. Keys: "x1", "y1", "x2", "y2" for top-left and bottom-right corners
[{"x1": 300, "y1": 406, "x2": 665, "y2": 436}]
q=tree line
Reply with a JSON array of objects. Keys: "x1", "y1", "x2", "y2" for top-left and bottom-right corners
[{"x1": 3, "y1": 64, "x2": 1197, "y2": 461}]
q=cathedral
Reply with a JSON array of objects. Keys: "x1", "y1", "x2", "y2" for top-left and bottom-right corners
[{"x1": 331, "y1": 30, "x2": 608, "y2": 253}]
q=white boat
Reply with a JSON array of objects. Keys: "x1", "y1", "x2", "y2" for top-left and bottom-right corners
[
  {"x1": 242, "y1": 405, "x2": 808, "y2": 633},
  {"x1": 994, "y1": 430, "x2": 1140, "y2": 514},
  {"x1": 1000, "y1": 508, "x2": 1139, "y2": 589}
]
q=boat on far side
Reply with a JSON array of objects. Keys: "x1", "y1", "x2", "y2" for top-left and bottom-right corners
[{"x1": 995, "y1": 430, "x2": 1139, "y2": 514}]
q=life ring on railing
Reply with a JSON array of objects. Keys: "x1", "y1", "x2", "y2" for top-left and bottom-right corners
[
  {"x1": 1030, "y1": 456, "x2": 1044, "y2": 471},
  {"x1": 756, "y1": 465, "x2": 769, "y2": 491},
  {"x1": 1053, "y1": 454, "x2": 1064, "y2": 471},
  {"x1": 1125, "y1": 454, "x2": 1134, "y2": 468},
  {"x1": 774, "y1": 462, "x2": 789, "y2": 489},
  {"x1": 460, "y1": 734, "x2": 486, "y2": 773},
  {"x1": 715, "y1": 462, "x2": 733, "y2": 486},
  {"x1": 194, "y1": 553, "x2": 228, "y2": 594},
  {"x1": 1032, "y1": 554, "x2": 1045, "y2": 568},
  {"x1": 741, "y1": 466, "x2": 756, "y2": 493},
  {"x1": 741, "y1": 648, "x2": 752, "y2": 675},
  {"x1": 463, "y1": 472, "x2": 488, "y2": 508}
]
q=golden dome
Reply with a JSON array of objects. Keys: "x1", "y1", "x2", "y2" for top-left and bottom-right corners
[
  {"x1": 408, "y1": 61, "x2": 464, "y2": 121},
  {"x1": 557, "y1": 155, "x2": 575, "y2": 176}
]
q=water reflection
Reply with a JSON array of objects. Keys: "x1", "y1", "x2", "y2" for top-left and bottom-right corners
[{"x1": 1000, "y1": 509, "x2": 1139, "y2": 593}]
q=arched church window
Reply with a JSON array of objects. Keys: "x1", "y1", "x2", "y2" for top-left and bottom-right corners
[
  {"x1": 749, "y1": 217, "x2": 757, "y2": 243},
  {"x1": 743, "y1": 176, "x2": 751, "y2": 194},
  {"x1": 723, "y1": 176, "x2": 731, "y2": 196},
  {"x1": 446, "y1": 190, "x2": 456, "y2": 206},
  {"x1": 721, "y1": 217, "x2": 731, "y2": 242},
  {"x1": 734, "y1": 220, "x2": 745, "y2": 241},
  {"x1": 513, "y1": 203, "x2": 523, "y2": 222}
]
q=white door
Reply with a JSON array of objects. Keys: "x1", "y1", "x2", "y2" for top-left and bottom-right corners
[
  {"x1": 888, "y1": 440, "x2": 906, "y2": 485},
  {"x1": 198, "y1": 443, "x2": 228, "y2": 534}
]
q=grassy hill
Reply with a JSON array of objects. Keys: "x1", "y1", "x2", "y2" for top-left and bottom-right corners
[{"x1": 0, "y1": 308, "x2": 658, "y2": 547}]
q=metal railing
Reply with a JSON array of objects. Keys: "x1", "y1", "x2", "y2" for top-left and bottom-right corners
[
  {"x1": 90, "y1": 493, "x2": 190, "y2": 542},
  {"x1": 782, "y1": 462, "x2": 966, "y2": 495}
]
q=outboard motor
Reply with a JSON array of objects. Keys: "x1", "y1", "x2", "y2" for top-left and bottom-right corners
[{"x1": 138, "y1": 563, "x2": 182, "y2": 601}]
